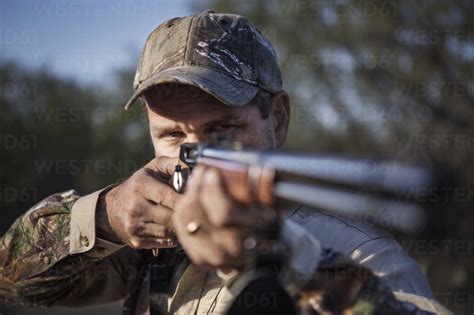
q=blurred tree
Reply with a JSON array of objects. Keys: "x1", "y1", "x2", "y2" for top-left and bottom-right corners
[
  {"x1": 0, "y1": 60, "x2": 152, "y2": 315},
  {"x1": 192, "y1": 0, "x2": 474, "y2": 313},
  {"x1": 0, "y1": 61, "x2": 153, "y2": 234}
]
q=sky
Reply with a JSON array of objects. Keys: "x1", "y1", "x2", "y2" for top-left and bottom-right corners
[{"x1": 0, "y1": 0, "x2": 195, "y2": 86}]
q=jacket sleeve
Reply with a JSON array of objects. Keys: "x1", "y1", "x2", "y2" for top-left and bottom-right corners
[
  {"x1": 280, "y1": 219, "x2": 453, "y2": 314},
  {"x1": 296, "y1": 251, "x2": 453, "y2": 315},
  {"x1": 0, "y1": 189, "x2": 135, "y2": 307}
]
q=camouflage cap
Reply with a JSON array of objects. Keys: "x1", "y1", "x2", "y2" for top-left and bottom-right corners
[{"x1": 124, "y1": 10, "x2": 282, "y2": 109}]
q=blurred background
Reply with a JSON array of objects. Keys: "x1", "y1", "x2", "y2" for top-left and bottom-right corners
[{"x1": 1, "y1": 0, "x2": 473, "y2": 314}]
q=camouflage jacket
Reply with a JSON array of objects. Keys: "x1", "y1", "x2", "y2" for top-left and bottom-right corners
[{"x1": 0, "y1": 189, "x2": 451, "y2": 314}]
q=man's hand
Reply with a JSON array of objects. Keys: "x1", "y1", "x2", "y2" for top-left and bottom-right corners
[
  {"x1": 172, "y1": 166, "x2": 275, "y2": 269},
  {"x1": 103, "y1": 157, "x2": 183, "y2": 249}
]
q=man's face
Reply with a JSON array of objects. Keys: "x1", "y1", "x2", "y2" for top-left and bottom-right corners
[{"x1": 144, "y1": 85, "x2": 282, "y2": 158}]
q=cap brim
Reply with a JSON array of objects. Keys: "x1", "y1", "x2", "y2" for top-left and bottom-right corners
[{"x1": 124, "y1": 67, "x2": 260, "y2": 110}]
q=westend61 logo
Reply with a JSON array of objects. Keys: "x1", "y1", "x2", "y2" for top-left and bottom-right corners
[
  {"x1": 2, "y1": 81, "x2": 39, "y2": 98},
  {"x1": 0, "y1": 29, "x2": 38, "y2": 45},
  {"x1": 34, "y1": 159, "x2": 139, "y2": 176},
  {"x1": 433, "y1": 292, "x2": 474, "y2": 310},
  {"x1": 402, "y1": 239, "x2": 474, "y2": 256},
  {"x1": 273, "y1": 0, "x2": 396, "y2": 17},
  {"x1": 0, "y1": 187, "x2": 37, "y2": 203},
  {"x1": 32, "y1": 105, "x2": 142, "y2": 123},
  {"x1": 231, "y1": 291, "x2": 277, "y2": 309},
  {"x1": 1, "y1": 135, "x2": 37, "y2": 151}
]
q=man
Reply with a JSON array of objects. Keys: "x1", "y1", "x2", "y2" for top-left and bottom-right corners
[{"x1": 0, "y1": 10, "x2": 448, "y2": 314}]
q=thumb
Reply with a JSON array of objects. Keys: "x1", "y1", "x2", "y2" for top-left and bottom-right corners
[{"x1": 146, "y1": 156, "x2": 189, "y2": 179}]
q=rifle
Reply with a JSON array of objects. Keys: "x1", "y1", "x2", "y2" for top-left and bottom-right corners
[
  {"x1": 172, "y1": 142, "x2": 433, "y2": 234},
  {"x1": 163, "y1": 142, "x2": 436, "y2": 314}
]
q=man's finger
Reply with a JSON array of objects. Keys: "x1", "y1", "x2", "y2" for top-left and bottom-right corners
[
  {"x1": 129, "y1": 236, "x2": 178, "y2": 249},
  {"x1": 142, "y1": 204, "x2": 174, "y2": 228},
  {"x1": 134, "y1": 223, "x2": 176, "y2": 239},
  {"x1": 200, "y1": 168, "x2": 256, "y2": 227},
  {"x1": 184, "y1": 165, "x2": 206, "y2": 196},
  {"x1": 139, "y1": 174, "x2": 183, "y2": 209},
  {"x1": 175, "y1": 226, "x2": 235, "y2": 268},
  {"x1": 210, "y1": 228, "x2": 247, "y2": 258},
  {"x1": 145, "y1": 156, "x2": 188, "y2": 178}
]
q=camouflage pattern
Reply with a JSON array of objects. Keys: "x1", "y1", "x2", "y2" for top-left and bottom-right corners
[
  {"x1": 124, "y1": 10, "x2": 282, "y2": 110},
  {"x1": 0, "y1": 190, "x2": 97, "y2": 306}
]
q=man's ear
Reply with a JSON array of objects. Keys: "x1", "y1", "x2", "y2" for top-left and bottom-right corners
[{"x1": 270, "y1": 91, "x2": 291, "y2": 148}]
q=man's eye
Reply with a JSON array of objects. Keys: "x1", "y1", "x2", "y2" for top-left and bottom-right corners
[
  {"x1": 213, "y1": 124, "x2": 238, "y2": 132},
  {"x1": 162, "y1": 131, "x2": 185, "y2": 139}
]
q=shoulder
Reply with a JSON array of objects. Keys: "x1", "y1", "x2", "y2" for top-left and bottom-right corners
[
  {"x1": 287, "y1": 206, "x2": 433, "y2": 297},
  {"x1": 287, "y1": 205, "x2": 392, "y2": 255}
]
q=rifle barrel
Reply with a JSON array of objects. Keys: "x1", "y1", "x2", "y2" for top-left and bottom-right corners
[
  {"x1": 274, "y1": 181, "x2": 426, "y2": 234},
  {"x1": 200, "y1": 147, "x2": 432, "y2": 199},
  {"x1": 180, "y1": 144, "x2": 433, "y2": 234}
]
